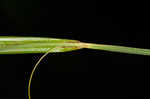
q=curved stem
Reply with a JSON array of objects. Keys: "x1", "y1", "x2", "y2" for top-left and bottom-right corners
[{"x1": 28, "y1": 47, "x2": 58, "y2": 99}]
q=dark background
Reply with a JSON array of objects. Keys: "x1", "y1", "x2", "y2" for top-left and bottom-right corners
[{"x1": 0, "y1": 0, "x2": 149, "y2": 99}]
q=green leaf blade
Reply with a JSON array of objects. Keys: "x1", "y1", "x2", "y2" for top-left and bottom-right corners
[
  {"x1": 0, "y1": 36, "x2": 82, "y2": 54},
  {"x1": 87, "y1": 43, "x2": 150, "y2": 56}
]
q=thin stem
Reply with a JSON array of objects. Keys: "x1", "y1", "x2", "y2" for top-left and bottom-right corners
[{"x1": 28, "y1": 47, "x2": 59, "y2": 99}]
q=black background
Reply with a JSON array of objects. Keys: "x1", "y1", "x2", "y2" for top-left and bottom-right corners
[{"x1": 0, "y1": 0, "x2": 149, "y2": 99}]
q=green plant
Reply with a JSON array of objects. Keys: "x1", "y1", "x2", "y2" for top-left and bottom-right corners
[{"x1": 1, "y1": 36, "x2": 150, "y2": 99}]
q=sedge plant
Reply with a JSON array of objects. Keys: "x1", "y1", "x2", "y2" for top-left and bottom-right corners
[{"x1": 0, "y1": 36, "x2": 150, "y2": 99}]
